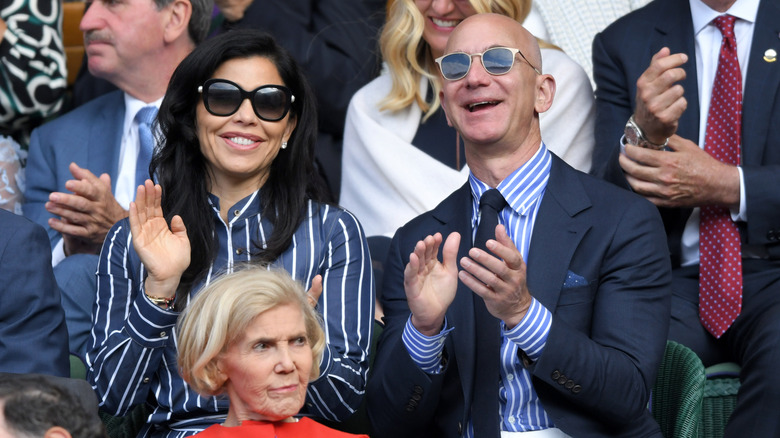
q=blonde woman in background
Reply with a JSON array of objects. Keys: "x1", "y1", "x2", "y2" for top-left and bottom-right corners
[{"x1": 340, "y1": 0, "x2": 595, "y2": 240}]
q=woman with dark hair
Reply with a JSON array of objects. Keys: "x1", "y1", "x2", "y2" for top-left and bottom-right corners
[{"x1": 85, "y1": 29, "x2": 374, "y2": 438}]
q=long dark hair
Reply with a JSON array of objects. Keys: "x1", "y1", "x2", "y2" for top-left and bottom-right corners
[{"x1": 151, "y1": 29, "x2": 326, "y2": 307}]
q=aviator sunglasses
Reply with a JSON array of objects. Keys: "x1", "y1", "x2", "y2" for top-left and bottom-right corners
[
  {"x1": 435, "y1": 46, "x2": 541, "y2": 81},
  {"x1": 198, "y1": 78, "x2": 295, "y2": 121}
]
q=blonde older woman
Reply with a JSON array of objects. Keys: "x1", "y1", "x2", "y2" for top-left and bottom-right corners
[
  {"x1": 340, "y1": 0, "x2": 595, "y2": 239},
  {"x1": 178, "y1": 268, "x2": 368, "y2": 438}
]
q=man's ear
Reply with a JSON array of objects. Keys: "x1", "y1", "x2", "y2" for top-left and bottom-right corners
[
  {"x1": 163, "y1": 0, "x2": 192, "y2": 44},
  {"x1": 534, "y1": 74, "x2": 556, "y2": 114},
  {"x1": 43, "y1": 426, "x2": 72, "y2": 438},
  {"x1": 439, "y1": 90, "x2": 453, "y2": 128}
]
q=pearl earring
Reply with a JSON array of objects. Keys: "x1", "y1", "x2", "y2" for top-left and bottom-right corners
[{"x1": 281, "y1": 141, "x2": 287, "y2": 149}]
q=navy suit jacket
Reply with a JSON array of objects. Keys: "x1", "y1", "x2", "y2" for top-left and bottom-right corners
[
  {"x1": 23, "y1": 90, "x2": 125, "y2": 247},
  {"x1": 367, "y1": 155, "x2": 672, "y2": 437},
  {"x1": 591, "y1": 0, "x2": 780, "y2": 266},
  {"x1": 0, "y1": 210, "x2": 70, "y2": 376}
]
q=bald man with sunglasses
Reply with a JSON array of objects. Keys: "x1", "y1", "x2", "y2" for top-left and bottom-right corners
[{"x1": 367, "y1": 14, "x2": 671, "y2": 438}]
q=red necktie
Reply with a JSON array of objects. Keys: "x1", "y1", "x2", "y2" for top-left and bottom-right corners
[{"x1": 699, "y1": 15, "x2": 743, "y2": 339}]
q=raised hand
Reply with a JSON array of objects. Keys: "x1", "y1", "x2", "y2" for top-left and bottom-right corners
[
  {"x1": 46, "y1": 162, "x2": 129, "y2": 255},
  {"x1": 404, "y1": 232, "x2": 461, "y2": 336},
  {"x1": 128, "y1": 180, "x2": 191, "y2": 298},
  {"x1": 633, "y1": 47, "x2": 688, "y2": 144},
  {"x1": 458, "y1": 224, "x2": 532, "y2": 329}
]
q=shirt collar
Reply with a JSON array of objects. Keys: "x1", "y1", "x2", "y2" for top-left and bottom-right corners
[
  {"x1": 468, "y1": 142, "x2": 552, "y2": 217},
  {"x1": 690, "y1": 0, "x2": 759, "y2": 36},
  {"x1": 208, "y1": 188, "x2": 263, "y2": 223},
  {"x1": 123, "y1": 93, "x2": 164, "y2": 134}
]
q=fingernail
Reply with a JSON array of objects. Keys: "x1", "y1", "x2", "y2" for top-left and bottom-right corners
[{"x1": 49, "y1": 193, "x2": 59, "y2": 202}]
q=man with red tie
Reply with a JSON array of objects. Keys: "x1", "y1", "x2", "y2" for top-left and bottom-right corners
[{"x1": 592, "y1": 0, "x2": 780, "y2": 435}]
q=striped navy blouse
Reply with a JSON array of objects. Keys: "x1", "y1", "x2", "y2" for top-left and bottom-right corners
[{"x1": 86, "y1": 190, "x2": 375, "y2": 437}]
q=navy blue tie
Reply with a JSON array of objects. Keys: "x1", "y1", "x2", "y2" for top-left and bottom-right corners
[
  {"x1": 474, "y1": 189, "x2": 507, "y2": 251},
  {"x1": 472, "y1": 188, "x2": 506, "y2": 438},
  {"x1": 135, "y1": 106, "x2": 157, "y2": 188}
]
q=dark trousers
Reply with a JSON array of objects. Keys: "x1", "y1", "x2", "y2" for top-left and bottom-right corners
[{"x1": 669, "y1": 259, "x2": 780, "y2": 438}]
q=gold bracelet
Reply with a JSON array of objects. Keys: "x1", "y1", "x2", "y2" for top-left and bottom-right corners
[{"x1": 145, "y1": 293, "x2": 175, "y2": 310}]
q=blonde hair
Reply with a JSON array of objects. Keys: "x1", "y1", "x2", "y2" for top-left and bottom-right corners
[
  {"x1": 379, "y1": 0, "x2": 533, "y2": 120},
  {"x1": 177, "y1": 267, "x2": 326, "y2": 397}
]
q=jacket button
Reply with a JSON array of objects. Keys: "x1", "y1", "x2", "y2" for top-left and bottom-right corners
[
  {"x1": 565, "y1": 379, "x2": 575, "y2": 389},
  {"x1": 413, "y1": 385, "x2": 423, "y2": 394},
  {"x1": 411, "y1": 393, "x2": 422, "y2": 401},
  {"x1": 572, "y1": 384, "x2": 582, "y2": 394},
  {"x1": 557, "y1": 375, "x2": 568, "y2": 385},
  {"x1": 551, "y1": 370, "x2": 561, "y2": 380},
  {"x1": 768, "y1": 230, "x2": 777, "y2": 241},
  {"x1": 405, "y1": 404, "x2": 414, "y2": 412}
]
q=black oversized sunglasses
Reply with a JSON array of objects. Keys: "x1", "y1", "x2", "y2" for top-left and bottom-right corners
[
  {"x1": 198, "y1": 78, "x2": 295, "y2": 121},
  {"x1": 435, "y1": 46, "x2": 541, "y2": 81}
]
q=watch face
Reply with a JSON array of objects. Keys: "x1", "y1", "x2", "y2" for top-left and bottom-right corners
[{"x1": 625, "y1": 121, "x2": 641, "y2": 145}]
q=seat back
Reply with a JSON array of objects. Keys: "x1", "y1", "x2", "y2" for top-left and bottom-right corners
[
  {"x1": 652, "y1": 340, "x2": 706, "y2": 438},
  {"x1": 62, "y1": 2, "x2": 86, "y2": 87},
  {"x1": 699, "y1": 362, "x2": 740, "y2": 438}
]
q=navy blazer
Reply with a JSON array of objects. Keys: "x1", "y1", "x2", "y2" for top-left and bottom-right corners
[
  {"x1": 367, "y1": 155, "x2": 672, "y2": 437},
  {"x1": 591, "y1": 0, "x2": 780, "y2": 265},
  {"x1": 0, "y1": 210, "x2": 69, "y2": 376},
  {"x1": 23, "y1": 90, "x2": 125, "y2": 247}
]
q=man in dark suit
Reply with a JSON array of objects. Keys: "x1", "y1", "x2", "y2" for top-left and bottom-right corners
[
  {"x1": 22, "y1": 0, "x2": 212, "y2": 357},
  {"x1": 591, "y1": 0, "x2": 780, "y2": 435},
  {"x1": 0, "y1": 210, "x2": 69, "y2": 377},
  {"x1": 367, "y1": 13, "x2": 672, "y2": 438}
]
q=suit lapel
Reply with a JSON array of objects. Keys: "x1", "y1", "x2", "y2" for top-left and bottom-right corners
[
  {"x1": 431, "y1": 183, "x2": 482, "y2": 416},
  {"x1": 742, "y1": 0, "x2": 780, "y2": 166},
  {"x1": 527, "y1": 157, "x2": 592, "y2": 311},
  {"x1": 87, "y1": 91, "x2": 127, "y2": 193}
]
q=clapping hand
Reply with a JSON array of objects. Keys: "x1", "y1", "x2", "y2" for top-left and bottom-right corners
[
  {"x1": 404, "y1": 232, "x2": 461, "y2": 336},
  {"x1": 459, "y1": 224, "x2": 532, "y2": 329},
  {"x1": 46, "y1": 162, "x2": 129, "y2": 256},
  {"x1": 129, "y1": 180, "x2": 191, "y2": 298}
]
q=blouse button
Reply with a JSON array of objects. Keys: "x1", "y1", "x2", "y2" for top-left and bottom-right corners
[
  {"x1": 143, "y1": 377, "x2": 150, "y2": 384},
  {"x1": 236, "y1": 248, "x2": 244, "y2": 255},
  {"x1": 160, "y1": 331, "x2": 166, "y2": 338},
  {"x1": 233, "y1": 210, "x2": 240, "y2": 217}
]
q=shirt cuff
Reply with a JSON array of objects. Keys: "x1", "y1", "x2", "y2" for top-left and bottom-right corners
[
  {"x1": 125, "y1": 285, "x2": 179, "y2": 348},
  {"x1": 730, "y1": 166, "x2": 746, "y2": 222},
  {"x1": 402, "y1": 316, "x2": 453, "y2": 374},
  {"x1": 52, "y1": 238, "x2": 66, "y2": 267},
  {"x1": 504, "y1": 298, "x2": 552, "y2": 362}
]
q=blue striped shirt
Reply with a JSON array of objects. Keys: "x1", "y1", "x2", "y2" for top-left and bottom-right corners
[
  {"x1": 87, "y1": 190, "x2": 375, "y2": 438},
  {"x1": 403, "y1": 143, "x2": 554, "y2": 434}
]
